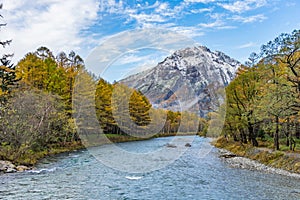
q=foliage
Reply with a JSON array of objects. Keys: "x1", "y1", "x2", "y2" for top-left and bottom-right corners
[
  {"x1": 95, "y1": 78, "x2": 206, "y2": 137},
  {"x1": 16, "y1": 47, "x2": 83, "y2": 112},
  {"x1": 0, "y1": 90, "x2": 76, "y2": 164},
  {"x1": 224, "y1": 66, "x2": 261, "y2": 146},
  {"x1": 222, "y1": 29, "x2": 300, "y2": 151},
  {"x1": 0, "y1": 46, "x2": 84, "y2": 164},
  {"x1": 0, "y1": 4, "x2": 19, "y2": 102}
]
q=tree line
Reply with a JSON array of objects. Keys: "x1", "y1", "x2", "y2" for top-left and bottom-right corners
[
  {"x1": 0, "y1": 3, "x2": 206, "y2": 164},
  {"x1": 0, "y1": 44, "x2": 206, "y2": 164},
  {"x1": 95, "y1": 78, "x2": 207, "y2": 137},
  {"x1": 0, "y1": 4, "x2": 89, "y2": 163},
  {"x1": 0, "y1": 45, "x2": 206, "y2": 164},
  {"x1": 222, "y1": 29, "x2": 300, "y2": 151},
  {"x1": 0, "y1": 45, "x2": 84, "y2": 163}
]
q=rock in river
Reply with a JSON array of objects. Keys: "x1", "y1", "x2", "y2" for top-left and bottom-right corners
[
  {"x1": 16, "y1": 165, "x2": 30, "y2": 172},
  {"x1": 0, "y1": 160, "x2": 17, "y2": 173},
  {"x1": 0, "y1": 161, "x2": 30, "y2": 173}
]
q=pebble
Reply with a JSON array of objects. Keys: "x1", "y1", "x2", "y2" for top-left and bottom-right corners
[{"x1": 219, "y1": 149, "x2": 300, "y2": 179}]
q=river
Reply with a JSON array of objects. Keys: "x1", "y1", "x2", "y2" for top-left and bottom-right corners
[{"x1": 0, "y1": 136, "x2": 299, "y2": 199}]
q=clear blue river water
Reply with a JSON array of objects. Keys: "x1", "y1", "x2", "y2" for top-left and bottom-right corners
[{"x1": 0, "y1": 136, "x2": 299, "y2": 200}]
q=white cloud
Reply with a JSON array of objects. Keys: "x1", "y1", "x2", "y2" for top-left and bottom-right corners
[
  {"x1": 198, "y1": 20, "x2": 236, "y2": 30},
  {"x1": 85, "y1": 29, "x2": 197, "y2": 75},
  {"x1": 219, "y1": 0, "x2": 267, "y2": 13},
  {"x1": 0, "y1": 0, "x2": 273, "y2": 65},
  {"x1": 95, "y1": 1, "x2": 220, "y2": 35},
  {"x1": 199, "y1": 20, "x2": 223, "y2": 28},
  {"x1": 198, "y1": 13, "x2": 236, "y2": 30},
  {"x1": 141, "y1": 23, "x2": 205, "y2": 38},
  {"x1": 129, "y1": 13, "x2": 167, "y2": 23},
  {"x1": 99, "y1": 1, "x2": 175, "y2": 27},
  {"x1": 231, "y1": 14, "x2": 267, "y2": 23},
  {"x1": 0, "y1": 0, "x2": 99, "y2": 62},
  {"x1": 155, "y1": 2, "x2": 169, "y2": 13},
  {"x1": 237, "y1": 42, "x2": 257, "y2": 49},
  {"x1": 285, "y1": 1, "x2": 296, "y2": 7},
  {"x1": 173, "y1": 0, "x2": 215, "y2": 15},
  {"x1": 115, "y1": 53, "x2": 158, "y2": 65},
  {"x1": 184, "y1": 0, "x2": 215, "y2": 3},
  {"x1": 190, "y1": 8, "x2": 213, "y2": 14},
  {"x1": 216, "y1": 25, "x2": 236, "y2": 30},
  {"x1": 169, "y1": 26, "x2": 205, "y2": 38}
]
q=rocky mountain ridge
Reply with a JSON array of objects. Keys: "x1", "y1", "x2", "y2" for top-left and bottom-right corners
[{"x1": 120, "y1": 46, "x2": 240, "y2": 116}]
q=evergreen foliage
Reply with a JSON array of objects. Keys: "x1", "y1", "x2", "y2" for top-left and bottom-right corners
[{"x1": 0, "y1": 4, "x2": 19, "y2": 102}]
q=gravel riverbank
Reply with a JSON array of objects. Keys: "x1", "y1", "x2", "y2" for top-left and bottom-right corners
[{"x1": 219, "y1": 149, "x2": 300, "y2": 179}]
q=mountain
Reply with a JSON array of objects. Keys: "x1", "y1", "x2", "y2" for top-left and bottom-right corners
[{"x1": 120, "y1": 46, "x2": 240, "y2": 117}]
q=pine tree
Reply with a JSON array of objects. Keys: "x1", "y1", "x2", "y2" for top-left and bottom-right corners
[
  {"x1": 0, "y1": 4, "x2": 18, "y2": 102},
  {"x1": 95, "y1": 78, "x2": 116, "y2": 134}
]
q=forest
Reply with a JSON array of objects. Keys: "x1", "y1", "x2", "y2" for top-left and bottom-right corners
[
  {"x1": 0, "y1": 2, "x2": 299, "y2": 165},
  {"x1": 221, "y1": 29, "x2": 300, "y2": 151},
  {"x1": 0, "y1": 45, "x2": 208, "y2": 165}
]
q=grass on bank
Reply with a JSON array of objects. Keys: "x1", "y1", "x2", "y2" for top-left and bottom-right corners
[
  {"x1": 213, "y1": 137, "x2": 300, "y2": 173},
  {"x1": 0, "y1": 142, "x2": 83, "y2": 166}
]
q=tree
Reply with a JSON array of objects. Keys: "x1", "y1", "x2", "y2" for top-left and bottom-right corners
[
  {"x1": 129, "y1": 90, "x2": 151, "y2": 126},
  {"x1": 35, "y1": 46, "x2": 55, "y2": 60},
  {"x1": 225, "y1": 66, "x2": 261, "y2": 146},
  {"x1": 111, "y1": 83, "x2": 153, "y2": 137},
  {"x1": 260, "y1": 29, "x2": 300, "y2": 106},
  {"x1": 95, "y1": 78, "x2": 116, "y2": 134},
  {"x1": 255, "y1": 60, "x2": 297, "y2": 150},
  {"x1": 258, "y1": 29, "x2": 300, "y2": 150},
  {"x1": 16, "y1": 47, "x2": 84, "y2": 115},
  {"x1": 0, "y1": 90, "x2": 75, "y2": 162},
  {"x1": 0, "y1": 4, "x2": 19, "y2": 102}
]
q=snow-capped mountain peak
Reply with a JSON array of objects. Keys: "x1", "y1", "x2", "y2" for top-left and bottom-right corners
[{"x1": 120, "y1": 46, "x2": 240, "y2": 116}]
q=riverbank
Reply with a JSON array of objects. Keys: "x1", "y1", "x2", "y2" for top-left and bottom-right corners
[
  {"x1": 213, "y1": 137, "x2": 300, "y2": 175},
  {"x1": 218, "y1": 149, "x2": 300, "y2": 178},
  {"x1": 0, "y1": 142, "x2": 84, "y2": 173}
]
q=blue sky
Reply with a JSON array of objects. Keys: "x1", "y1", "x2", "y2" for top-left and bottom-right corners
[{"x1": 1, "y1": 0, "x2": 300, "y2": 81}]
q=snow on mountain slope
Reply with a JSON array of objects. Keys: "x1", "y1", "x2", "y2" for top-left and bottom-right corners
[{"x1": 120, "y1": 46, "x2": 240, "y2": 117}]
